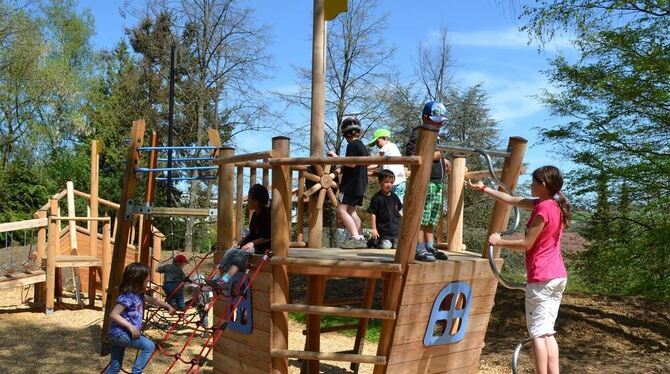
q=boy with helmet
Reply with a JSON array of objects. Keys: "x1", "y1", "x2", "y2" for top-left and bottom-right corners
[
  {"x1": 405, "y1": 101, "x2": 451, "y2": 262},
  {"x1": 328, "y1": 116, "x2": 370, "y2": 249}
]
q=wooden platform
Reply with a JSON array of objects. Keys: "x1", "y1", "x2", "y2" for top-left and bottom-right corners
[
  {"x1": 287, "y1": 247, "x2": 483, "y2": 263},
  {"x1": 0, "y1": 270, "x2": 46, "y2": 290}
]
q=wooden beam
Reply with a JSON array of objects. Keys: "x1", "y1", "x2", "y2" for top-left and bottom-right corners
[
  {"x1": 270, "y1": 257, "x2": 402, "y2": 273},
  {"x1": 269, "y1": 155, "x2": 421, "y2": 167},
  {"x1": 351, "y1": 278, "x2": 377, "y2": 373},
  {"x1": 296, "y1": 171, "x2": 305, "y2": 243},
  {"x1": 483, "y1": 137, "x2": 527, "y2": 259},
  {"x1": 52, "y1": 256, "x2": 102, "y2": 268},
  {"x1": 302, "y1": 323, "x2": 359, "y2": 335},
  {"x1": 46, "y1": 198, "x2": 58, "y2": 314},
  {"x1": 72, "y1": 190, "x2": 121, "y2": 210},
  {"x1": 271, "y1": 350, "x2": 387, "y2": 365},
  {"x1": 0, "y1": 218, "x2": 48, "y2": 233},
  {"x1": 140, "y1": 132, "x2": 158, "y2": 267},
  {"x1": 89, "y1": 139, "x2": 100, "y2": 265},
  {"x1": 236, "y1": 166, "x2": 244, "y2": 241},
  {"x1": 374, "y1": 125, "x2": 439, "y2": 374},
  {"x1": 216, "y1": 147, "x2": 235, "y2": 264},
  {"x1": 447, "y1": 157, "x2": 466, "y2": 252},
  {"x1": 149, "y1": 207, "x2": 212, "y2": 217},
  {"x1": 0, "y1": 271, "x2": 46, "y2": 290},
  {"x1": 213, "y1": 150, "x2": 276, "y2": 165},
  {"x1": 49, "y1": 216, "x2": 111, "y2": 222},
  {"x1": 272, "y1": 304, "x2": 395, "y2": 320},
  {"x1": 102, "y1": 119, "x2": 146, "y2": 340},
  {"x1": 101, "y1": 220, "x2": 111, "y2": 306},
  {"x1": 34, "y1": 210, "x2": 48, "y2": 303},
  {"x1": 271, "y1": 136, "x2": 291, "y2": 374}
]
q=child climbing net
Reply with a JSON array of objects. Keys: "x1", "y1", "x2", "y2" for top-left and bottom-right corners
[{"x1": 100, "y1": 247, "x2": 271, "y2": 374}]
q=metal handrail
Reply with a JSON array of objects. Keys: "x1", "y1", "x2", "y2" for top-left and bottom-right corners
[
  {"x1": 475, "y1": 149, "x2": 526, "y2": 291},
  {"x1": 512, "y1": 337, "x2": 534, "y2": 374}
]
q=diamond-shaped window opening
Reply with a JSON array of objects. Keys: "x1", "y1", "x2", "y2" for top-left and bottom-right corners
[{"x1": 424, "y1": 282, "x2": 472, "y2": 346}]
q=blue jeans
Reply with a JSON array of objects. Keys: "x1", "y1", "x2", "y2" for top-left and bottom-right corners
[
  {"x1": 105, "y1": 333, "x2": 155, "y2": 374},
  {"x1": 162, "y1": 281, "x2": 185, "y2": 309}
]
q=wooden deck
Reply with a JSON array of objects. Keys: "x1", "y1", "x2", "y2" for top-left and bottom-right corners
[
  {"x1": 286, "y1": 247, "x2": 483, "y2": 263},
  {"x1": 0, "y1": 270, "x2": 46, "y2": 290}
]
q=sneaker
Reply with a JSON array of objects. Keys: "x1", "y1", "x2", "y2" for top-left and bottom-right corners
[
  {"x1": 415, "y1": 250, "x2": 436, "y2": 262},
  {"x1": 427, "y1": 247, "x2": 448, "y2": 260},
  {"x1": 341, "y1": 237, "x2": 368, "y2": 249},
  {"x1": 380, "y1": 240, "x2": 394, "y2": 249}
]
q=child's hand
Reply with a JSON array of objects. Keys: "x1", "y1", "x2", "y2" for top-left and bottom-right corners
[
  {"x1": 167, "y1": 305, "x2": 176, "y2": 315},
  {"x1": 464, "y1": 179, "x2": 484, "y2": 191},
  {"x1": 488, "y1": 233, "x2": 502, "y2": 245},
  {"x1": 241, "y1": 242, "x2": 254, "y2": 252},
  {"x1": 129, "y1": 326, "x2": 140, "y2": 339},
  {"x1": 371, "y1": 229, "x2": 379, "y2": 239},
  {"x1": 327, "y1": 151, "x2": 338, "y2": 157}
]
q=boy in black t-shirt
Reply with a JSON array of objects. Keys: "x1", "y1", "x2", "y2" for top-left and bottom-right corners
[
  {"x1": 328, "y1": 117, "x2": 369, "y2": 249},
  {"x1": 367, "y1": 170, "x2": 402, "y2": 249}
]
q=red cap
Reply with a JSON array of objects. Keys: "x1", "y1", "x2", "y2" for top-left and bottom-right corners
[{"x1": 174, "y1": 254, "x2": 188, "y2": 264}]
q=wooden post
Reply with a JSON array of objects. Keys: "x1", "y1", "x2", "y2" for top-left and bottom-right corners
[
  {"x1": 33, "y1": 210, "x2": 47, "y2": 303},
  {"x1": 296, "y1": 171, "x2": 305, "y2": 242},
  {"x1": 374, "y1": 126, "x2": 439, "y2": 374},
  {"x1": 483, "y1": 137, "x2": 527, "y2": 259},
  {"x1": 66, "y1": 181, "x2": 83, "y2": 304},
  {"x1": 262, "y1": 167, "x2": 270, "y2": 190},
  {"x1": 351, "y1": 278, "x2": 377, "y2": 373},
  {"x1": 140, "y1": 132, "x2": 159, "y2": 266},
  {"x1": 216, "y1": 147, "x2": 235, "y2": 263},
  {"x1": 236, "y1": 166, "x2": 244, "y2": 241},
  {"x1": 46, "y1": 198, "x2": 59, "y2": 314},
  {"x1": 101, "y1": 219, "x2": 111, "y2": 306},
  {"x1": 249, "y1": 167, "x2": 257, "y2": 220},
  {"x1": 90, "y1": 140, "x2": 100, "y2": 259},
  {"x1": 447, "y1": 157, "x2": 466, "y2": 252},
  {"x1": 102, "y1": 119, "x2": 146, "y2": 340},
  {"x1": 271, "y1": 136, "x2": 291, "y2": 374},
  {"x1": 151, "y1": 232, "x2": 163, "y2": 295}
]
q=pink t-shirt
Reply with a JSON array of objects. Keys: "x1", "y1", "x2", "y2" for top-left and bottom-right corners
[{"x1": 525, "y1": 199, "x2": 567, "y2": 283}]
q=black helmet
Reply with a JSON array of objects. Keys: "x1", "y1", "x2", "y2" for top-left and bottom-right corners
[{"x1": 340, "y1": 117, "x2": 361, "y2": 135}]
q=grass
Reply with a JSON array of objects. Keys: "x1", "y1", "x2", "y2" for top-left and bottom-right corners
[{"x1": 289, "y1": 312, "x2": 382, "y2": 343}]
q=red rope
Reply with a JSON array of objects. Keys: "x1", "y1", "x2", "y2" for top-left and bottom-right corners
[{"x1": 183, "y1": 252, "x2": 270, "y2": 374}]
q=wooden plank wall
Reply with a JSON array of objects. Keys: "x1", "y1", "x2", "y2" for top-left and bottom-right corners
[
  {"x1": 213, "y1": 255, "x2": 273, "y2": 374},
  {"x1": 57, "y1": 227, "x2": 138, "y2": 294},
  {"x1": 386, "y1": 257, "x2": 502, "y2": 373}
]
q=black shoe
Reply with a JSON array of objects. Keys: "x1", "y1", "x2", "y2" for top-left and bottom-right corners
[{"x1": 427, "y1": 247, "x2": 448, "y2": 260}]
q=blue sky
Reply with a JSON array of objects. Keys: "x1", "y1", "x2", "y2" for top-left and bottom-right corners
[{"x1": 78, "y1": 0, "x2": 576, "y2": 181}]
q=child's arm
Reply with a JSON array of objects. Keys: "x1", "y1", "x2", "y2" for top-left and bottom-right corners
[
  {"x1": 145, "y1": 295, "x2": 176, "y2": 314},
  {"x1": 240, "y1": 237, "x2": 270, "y2": 252},
  {"x1": 109, "y1": 303, "x2": 140, "y2": 338},
  {"x1": 464, "y1": 179, "x2": 535, "y2": 211},
  {"x1": 370, "y1": 213, "x2": 379, "y2": 239},
  {"x1": 489, "y1": 215, "x2": 545, "y2": 252}
]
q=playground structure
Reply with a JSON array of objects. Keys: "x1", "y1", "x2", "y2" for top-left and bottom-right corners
[
  {"x1": 98, "y1": 116, "x2": 527, "y2": 373},
  {"x1": 0, "y1": 140, "x2": 165, "y2": 314}
]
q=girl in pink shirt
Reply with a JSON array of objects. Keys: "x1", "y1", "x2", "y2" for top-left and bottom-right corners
[{"x1": 466, "y1": 165, "x2": 572, "y2": 374}]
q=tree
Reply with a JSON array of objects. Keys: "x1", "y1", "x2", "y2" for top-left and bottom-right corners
[
  {"x1": 522, "y1": 0, "x2": 670, "y2": 298},
  {"x1": 416, "y1": 27, "x2": 452, "y2": 103},
  {"x1": 279, "y1": 0, "x2": 394, "y2": 154}
]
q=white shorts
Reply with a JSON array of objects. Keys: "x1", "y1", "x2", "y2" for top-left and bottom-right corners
[{"x1": 525, "y1": 278, "x2": 567, "y2": 338}]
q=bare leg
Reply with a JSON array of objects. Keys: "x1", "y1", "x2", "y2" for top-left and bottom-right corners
[
  {"x1": 532, "y1": 337, "x2": 548, "y2": 374},
  {"x1": 350, "y1": 207, "x2": 362, "y2": 234},
  {"x1": 416, "y1": 229, "x2": 425, "y2": 244},
  {"x1": 546, "y1": 335, "x2": 560, "y2": 374},
  {"x1": 338, "y1": 203, "x2": 360, "y2": 237},
  {"x1": 423, "y1": 225, "x2": 434, "y2": 244}
]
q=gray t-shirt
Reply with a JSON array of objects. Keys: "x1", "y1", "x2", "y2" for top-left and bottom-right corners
[{"x1": 157, "y1": 263, "x2": 186, "y2": 283}]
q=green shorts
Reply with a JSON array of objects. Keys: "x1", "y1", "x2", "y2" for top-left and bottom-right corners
[{"x1": 421, "y1": 181, "x2": 443, "y2": 227}]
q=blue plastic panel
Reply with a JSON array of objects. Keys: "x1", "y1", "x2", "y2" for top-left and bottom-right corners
[{"x1": 423, "y1": 281, "x2": 472, "y2": 346}]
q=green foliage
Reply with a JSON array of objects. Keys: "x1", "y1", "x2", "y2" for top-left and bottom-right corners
[{"x1": 522, "y1": 0, "x2": 670, "y2": 299}]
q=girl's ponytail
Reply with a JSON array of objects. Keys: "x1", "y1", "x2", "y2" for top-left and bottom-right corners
[{"x1": 557, "y1": 191, "x2": 572, "y2": 228}]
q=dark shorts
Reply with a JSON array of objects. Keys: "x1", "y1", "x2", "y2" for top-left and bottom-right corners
[{"x1": 339, "y1": 193, "x2": 364, "y2": 207}]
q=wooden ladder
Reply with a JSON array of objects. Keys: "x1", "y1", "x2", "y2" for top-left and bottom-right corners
[{"x1": 269, "y1": 259, "x2": 402, "y2": 369}]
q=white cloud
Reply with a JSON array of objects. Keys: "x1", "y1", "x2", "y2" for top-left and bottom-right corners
[
  {"x1": 458, "y1": 70, "x2": 549, "y2": 123},
  {"x1": 446, "y1": 28, "x2": 573, "y2": 52}
]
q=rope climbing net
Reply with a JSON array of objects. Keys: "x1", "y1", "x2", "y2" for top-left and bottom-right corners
[{"x1": 100, "y1": 248, "x2": 271, "y2": 374}]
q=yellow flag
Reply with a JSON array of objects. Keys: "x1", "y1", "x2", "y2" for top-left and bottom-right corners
[{"x1": 324, "y1": 0, "x2": 348, "y2": 21}]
